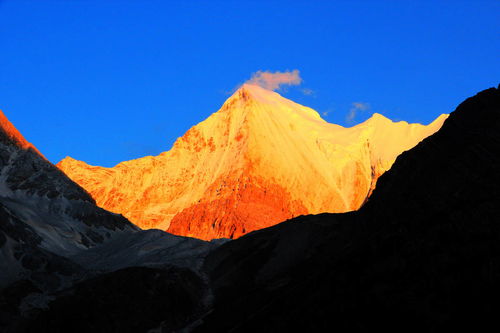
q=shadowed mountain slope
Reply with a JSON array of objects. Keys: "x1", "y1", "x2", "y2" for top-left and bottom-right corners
[
  {"x1": 0, "y1": 110, "x2": 220, "y2": 332},
  {"x1": 196, "y1": 86, "x2": 500, "y2": 332}
]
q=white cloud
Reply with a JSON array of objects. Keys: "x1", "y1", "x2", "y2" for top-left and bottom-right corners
[
  {"x1": 246, "y1": 69, "x2": 302, "y2": 91},
  {"x1": 302, "y1": 88, "x2": 314, "y2": 96}
]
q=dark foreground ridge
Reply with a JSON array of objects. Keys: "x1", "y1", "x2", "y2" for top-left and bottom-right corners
[
  {"x1": 26, "y1": 267, "x2": 205, "y2": 332},
  {"x1": 197, "y1": 86, "x2": 500, "y2": 332}
]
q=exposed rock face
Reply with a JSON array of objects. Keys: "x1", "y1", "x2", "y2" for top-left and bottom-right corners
[
  {"x1": 167, "y1": 173, "x2": 309, "y2": 240},
  {"x1": 196, "y1": 86, "x2": 500, "y2": 332},
  {"x1": 58, "y1": 84, "x2": 447, "y2": 240}
]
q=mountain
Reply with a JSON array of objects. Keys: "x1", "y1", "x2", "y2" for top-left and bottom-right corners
[
  {"x1": 58, "y1": 84, "x2": 448, "y2": 240},
  {"x1": 0, "y1": 109, "x2": 220, "y2": 332},
  {"x1": 3, "y1": 86, "x2": 497, "y2": 332},
  {"x1": 194, "y1": 86, "x2": 500, "y2": 332},
  {"x1": 0, "y1": 109, "x2": 131, "y2": 290}
]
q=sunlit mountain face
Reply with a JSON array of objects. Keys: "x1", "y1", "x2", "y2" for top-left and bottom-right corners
[{"x1": 58, "y1": 84, "x2": 447, "y2": 240}]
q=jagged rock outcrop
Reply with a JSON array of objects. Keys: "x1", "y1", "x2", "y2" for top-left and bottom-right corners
[
  {"x1": 195, "y1": 86, "x2": 500, "y2": 332},
  {"x1": 58, "y1": 84, "x2": 447, "y2": 240}
]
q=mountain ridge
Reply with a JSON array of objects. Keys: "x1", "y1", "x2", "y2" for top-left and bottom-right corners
[
  {"x1": 0, "y1": 109, "x2": 44, "y2": 159},
  {"x1": 58, "y1": 86, "x2": 448, "y2": 239}
]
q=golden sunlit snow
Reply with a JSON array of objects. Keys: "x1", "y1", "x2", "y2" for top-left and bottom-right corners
[{"x1": 58, "y1": 84, "x2": 447, "y2": 240}]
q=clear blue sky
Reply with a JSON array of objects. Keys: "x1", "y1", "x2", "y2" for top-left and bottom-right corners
[{"x1": 1, "y1": 0, "x2": 498, "y2": 167}]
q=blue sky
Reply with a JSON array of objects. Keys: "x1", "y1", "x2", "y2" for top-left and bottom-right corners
[{"x1": 1, "y1": 0, "x2": 498, "y2": 167}]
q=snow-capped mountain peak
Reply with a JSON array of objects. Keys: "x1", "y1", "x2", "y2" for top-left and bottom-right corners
[{"x1": 58, "y1": 90, "x2": 448, "y2": 240}]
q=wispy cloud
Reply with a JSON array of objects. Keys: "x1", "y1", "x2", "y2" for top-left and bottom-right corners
[
  {"x1": 322, "y1": 108, "x2": 333, "y2": 117},
  {"x1": 346, "y1": 102, "x2": 370, "y2": 123},
  {"x1": 246, "y1": 69, "x2": 302, "y2": 91},
  {"x1": 302, "y1": 88, "x2": 314, "y2": 96}
]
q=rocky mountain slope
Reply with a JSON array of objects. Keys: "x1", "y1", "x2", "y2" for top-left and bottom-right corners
[
  {"x1": 0, "y1": 110, "x2": 221, "y2": 332},
  {"x1": 58, "y1": 84, "x2": 447, "y2": 240},
  {"x1": 195, "y1": 86, "x2": 500, "y2": 332}
]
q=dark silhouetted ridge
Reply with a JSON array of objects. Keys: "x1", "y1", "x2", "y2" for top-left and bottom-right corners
[{"x1": 197, "y1": 86, "x2": 500, "y2": 332}]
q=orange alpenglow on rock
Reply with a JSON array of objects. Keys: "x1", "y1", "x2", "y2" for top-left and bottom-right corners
[
  {"x1": 0, "y1": 109, "x2": 44, "y2": 157},
  {"x1": 57, "y1": 84, "x2": 448, "y2": 240}
]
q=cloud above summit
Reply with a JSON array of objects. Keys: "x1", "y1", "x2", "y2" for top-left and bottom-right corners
[{"x1": 246, "y1": 70, "x2": 302, "y2": 91}]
